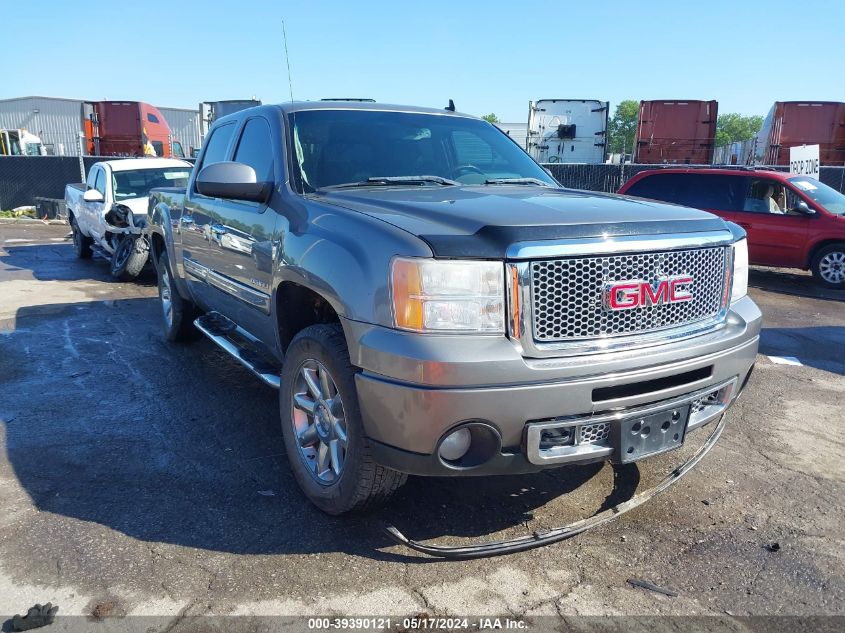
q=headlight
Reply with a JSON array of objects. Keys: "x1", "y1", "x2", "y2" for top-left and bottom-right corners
[
  {"x1": 731, "y1": 239, "x2": 748, "y2": 303},
  {"x1": 391, "y1": 258, "x2": 505, "y2": 333}
]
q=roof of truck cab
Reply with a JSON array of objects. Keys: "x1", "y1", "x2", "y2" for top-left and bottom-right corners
[
  {"x1": 275, "y1": 101, "x2": 478, "y2": 118},
  {"x1": 212, "y1": 102, "x2": 481, "y2": 128},
  {"x1": 99, "y1": 158, "x2": 193, "y2": 172}
]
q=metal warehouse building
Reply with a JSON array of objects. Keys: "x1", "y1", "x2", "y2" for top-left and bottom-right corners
[{"x1": 0, "y1": 96, "x2": 202, "y2": 156}]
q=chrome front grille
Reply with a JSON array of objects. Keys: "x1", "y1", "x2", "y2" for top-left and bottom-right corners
[{"x1": 530, "y1": 247, "x2": 728, "y2": 342}]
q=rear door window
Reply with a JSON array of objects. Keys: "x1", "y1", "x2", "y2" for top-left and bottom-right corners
[{"x1": 625, "y1": 173, "x2": 745, "y2": 211}]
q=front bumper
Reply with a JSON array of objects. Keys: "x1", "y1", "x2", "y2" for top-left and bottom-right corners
[{"x1": 346, "y1": 295, "x2": 761, "y2": 476}]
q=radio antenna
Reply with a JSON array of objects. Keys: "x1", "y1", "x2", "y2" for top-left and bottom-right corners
[{"x1": 282, "y1": 20, "x2": 294, "y2": 102}]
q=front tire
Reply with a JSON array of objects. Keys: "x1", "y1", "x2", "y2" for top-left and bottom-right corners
[
  {"x1": 156, "y1": 250, "x2": 199, "y2": 342},
  {"x1": 279, "y1": 324, "x2": 406, "y2": 514},
  {"x1": 71, "y1": 217, "x2": 92, "y2": 259},
  {"x1": 110, "y1": 235, "x2": 149, "y2": 281},
  {"x1": 811, "y1": 243, "x2": 845, "y2": 288}
]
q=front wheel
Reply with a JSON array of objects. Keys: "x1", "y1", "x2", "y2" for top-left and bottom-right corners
[
  {"x1": 156, "y1": 250, "x2": 199, "y2": 342},
  {"x1": 279, "y1": 324, "x2": 406, "y2": 514},
  {"x1": 811, "y1": 243, "x2": 845, "y2": 288},
  {"x1": 110, "y1": 235, "x2": 149, "y2": 281}
]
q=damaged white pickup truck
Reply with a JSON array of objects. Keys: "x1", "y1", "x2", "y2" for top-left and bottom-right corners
[{"x1": 66, "y1": 158, "x2": 192, "y2": 280}]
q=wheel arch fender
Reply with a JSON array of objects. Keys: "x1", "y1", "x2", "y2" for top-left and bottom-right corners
[
  {"x1": 149, "y1": 196, "x2": 191, "y2": 298},
  {"x1": 273, "y1": 203, "x2": 432, "y2": 328},
  {"x1": 807, "y1": 238, "x2": 845, "y2": 270},
  {"x1": 270, "y1": 201, "x2": 431, "y2": 353}
]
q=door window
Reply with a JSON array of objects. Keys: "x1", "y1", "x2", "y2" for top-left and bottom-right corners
[
  {"x1": 86, "y1": 167, "x2": 99, "y2": 189},
  {"x1": 197, "y1": 122, "x2": 237, "y2": 171},
  {"x1": 233, "y1": 118, "x2": 274, "y2": 181},
  {"x1": 93, "y1": 169, "x2": 106, "y2": 196},
  {"x1": 151, "y1": 141, "x2": 164, "y2": 156},
  {"x1": 742, "y1": 178, "x2": 800, "y2": 215},
  {"x1": 624, "y1": 173, "x2": 745, "y2": 211}
]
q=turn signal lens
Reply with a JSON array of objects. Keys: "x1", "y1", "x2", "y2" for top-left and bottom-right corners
[
  {"x1": 391, "y1": 258, "x2": 505, "y2": 333},
  {"x1": 731, "y1": 239, "x2": 748, "y2": 304}
]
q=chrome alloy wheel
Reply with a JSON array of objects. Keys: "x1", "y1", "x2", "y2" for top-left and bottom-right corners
[
  {"x1": 160, "y1": 265, "x2": 173, "y2": 327},
  {"x1": 291, "y1": 359, "x2": 348, "y2": 484},
  {"x1": 113, "y1": 237, "x2": 133, "y2": 269},
  {"x1": 819, "y1": 250, "x2": 845, "y2": 285}
]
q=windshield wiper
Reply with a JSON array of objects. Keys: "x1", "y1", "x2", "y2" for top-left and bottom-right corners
[
  {"x1": 321, "y1": 175, "x2": 460, "y2": 190},
  {"x1": 484, "y1": 178, "x2": 552, "y2": 187}
]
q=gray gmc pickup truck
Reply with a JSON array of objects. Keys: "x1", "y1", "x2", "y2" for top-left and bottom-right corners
[{"x1": 148, "y1": 102, "x2": 760, "y2": 522}]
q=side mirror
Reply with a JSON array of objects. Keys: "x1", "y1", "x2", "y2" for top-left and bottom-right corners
[
  {"x1": 793, "y1": 201, "x2": 816, "y2": 216},
  {"x1": 83, "y1": 189, "x2": 104, "y2": 202},
  {"x1": 196, "y1": 162, "x2": 272, "y2": 203}
]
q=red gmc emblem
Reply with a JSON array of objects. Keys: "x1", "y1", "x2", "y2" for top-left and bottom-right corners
[{"x1": 604, "y1": 275, "x2": 694, "y2": 310}]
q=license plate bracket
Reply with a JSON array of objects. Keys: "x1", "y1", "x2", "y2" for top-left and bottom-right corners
[{"x1": 617, "y1": 404, "x2": 691, "y2": 463}]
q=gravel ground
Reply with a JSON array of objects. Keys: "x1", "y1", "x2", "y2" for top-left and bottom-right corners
[{"x1": 0, "y1": 223, "x2": 842, "y2": 631}]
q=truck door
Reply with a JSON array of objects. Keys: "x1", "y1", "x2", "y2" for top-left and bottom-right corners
[
  {"x1": 181, "y1": 121, "x2": 238, "y2": 306},
  {"x1": 82, "y1": 166, "x2": 108, "y2": 240},
  {"x1": 734, "y1": 177, "x2": 812, "y2": 268},
  {"x1": 202, "y1": 116, "x2": 279, "y2": 334}
]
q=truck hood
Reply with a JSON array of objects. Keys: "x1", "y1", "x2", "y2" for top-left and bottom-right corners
[
  {"x1": 113, "y1": 197, "x2": 149, "y2": 217},
  {"x1": 317, "y1": 186, "x2": 730, "y2": 258}
]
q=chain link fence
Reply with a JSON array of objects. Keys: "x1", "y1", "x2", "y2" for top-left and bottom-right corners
[
  {"x1": 0, "y1": 157, "x2": 195, "y2": 216},
  {"x1": 2, "y1": 156, "x2": 844, "y2": 216}
]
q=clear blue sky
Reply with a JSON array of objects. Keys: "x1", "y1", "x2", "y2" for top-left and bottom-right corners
[{"x1": 4, "y1": 0, "x2": 843, "y2": 121}]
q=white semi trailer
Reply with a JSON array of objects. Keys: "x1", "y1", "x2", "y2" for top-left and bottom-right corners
[{"x1": 526, "y1": 99, "x2": 609, "y2": 164}]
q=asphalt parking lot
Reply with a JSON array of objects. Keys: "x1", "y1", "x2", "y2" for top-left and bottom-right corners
[{"x1": 0, "y1": 222, "x2": 843, "y2": 629}]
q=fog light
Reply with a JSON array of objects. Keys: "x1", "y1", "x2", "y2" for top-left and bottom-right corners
[{"x1": 438, "y1": 428, "x2": 472, "y2": 461}]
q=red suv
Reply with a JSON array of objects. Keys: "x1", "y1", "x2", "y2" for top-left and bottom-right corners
[{"x1": 619, "y1": 168, "x2": 845, "y2": 288}]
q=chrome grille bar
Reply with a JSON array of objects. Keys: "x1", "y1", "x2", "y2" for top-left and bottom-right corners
[{"x1": 530, "y1": 246, "x2": 728, "y2": 342}]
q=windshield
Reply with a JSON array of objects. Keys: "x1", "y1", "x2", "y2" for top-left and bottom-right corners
[
  {"x1": 288, "y1": 110, "x2": 557, "y2": 191},
  {"x1": 111, "y1": 168, "x2": 191, "y2": 201},
  {"x1": 788, "y1": 177, "x2": 845, "y2": 215}
]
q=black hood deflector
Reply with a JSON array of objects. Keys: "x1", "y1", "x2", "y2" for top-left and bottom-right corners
[{"x1": 318, "y1": 186, "x2": 730, "y2": 259}]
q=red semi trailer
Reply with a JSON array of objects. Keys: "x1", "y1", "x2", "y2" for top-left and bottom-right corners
[
  {"x1": 634, "y1": 100, "x2": 718, "y2": 164},
  {"x1": 752, "y1": 101, "x2": 845, "y2": 166},
  {"x1": 82, "y1": 101, "x2": 185, "y2": 158}
]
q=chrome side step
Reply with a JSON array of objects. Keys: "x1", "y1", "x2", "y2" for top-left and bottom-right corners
[{"x1": 194, "y1": 312, "x2": 281, "y2": 389}]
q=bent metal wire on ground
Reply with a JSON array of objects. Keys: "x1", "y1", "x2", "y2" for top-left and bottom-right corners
[{"x1": 384, "y1": 413, "x2": 728, "y2": 560}]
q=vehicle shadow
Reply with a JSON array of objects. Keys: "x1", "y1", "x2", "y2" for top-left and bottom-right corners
[
  {"x1": 0, "y1": 241, "x2": 156, "y2": 285},
  {"x1": 760, "y1": 326, "x2": 845, "y2": 376},
  {"x1": 0, "y1": 297, "x2": 640, "y2": 563},
  {"x1": 749, "y1": 267, "x2": 845, "y2": 302}
]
